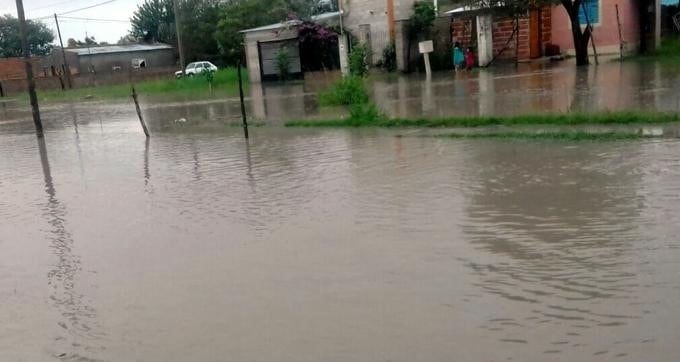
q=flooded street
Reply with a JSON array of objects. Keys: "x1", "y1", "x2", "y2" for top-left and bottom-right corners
[{"x1": 1, "y1": 60, "x2": 680, "y2": 362}]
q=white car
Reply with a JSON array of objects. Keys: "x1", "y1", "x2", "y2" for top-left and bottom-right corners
[{"x1": 175, "y1": 61, "x2": 218, "y2": 78}]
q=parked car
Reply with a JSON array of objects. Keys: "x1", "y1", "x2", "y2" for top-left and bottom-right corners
[{"x1": 175, "y1": 61, "x2": 218, "y2": 78}]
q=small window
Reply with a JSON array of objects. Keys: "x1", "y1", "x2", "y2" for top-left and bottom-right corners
[
  {"x1": 578, "y1": 0, "x2": 600, "y2": 25},
  {"x1": 187, "y1": 63, "x2": 196, "y2": 69}
]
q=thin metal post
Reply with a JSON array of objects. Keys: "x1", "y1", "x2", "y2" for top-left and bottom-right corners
[
  {"x1": 237, "y1": 61, "x2": 249, "y2": 139},
  {"x1": 15, "y1": 0, "x2": 43, "y2": 137},
  {"x1": 131, "y1": 86, "x2": 150, "y2": 137},
  {"x1": 54, "y1": 14, "x2": 72, "y2": 88},
  {"x1": 173, "y1": 0, "x2": 186, "y2": 76},
  {"x1": 615, "y1": 5, "x2": 624, "y2": 60}
]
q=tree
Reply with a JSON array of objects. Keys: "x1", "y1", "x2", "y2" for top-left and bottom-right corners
[
  {"x1": 130, "y1": 0, "x2": 223, "y2": 62},
  {"x1": 214, "y1": 0, "x2": 291, "y2": 64},
  {"x1": 558, "y1": 0, "x2": 593, "y2": 66},
  {"x1": 130, "y1": 0, "x2": 175, "y2": 43},
  {"x1": 0, "y1": 14, "x2": 54, "y2": 57}
]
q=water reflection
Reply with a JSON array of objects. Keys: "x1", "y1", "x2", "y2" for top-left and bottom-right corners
[
  {"x1": 461, "y1": 141, "x2": 651, "y2": 354},
  {"x1": 38, "y1": 137, "x2": 105, "y2": 361}
]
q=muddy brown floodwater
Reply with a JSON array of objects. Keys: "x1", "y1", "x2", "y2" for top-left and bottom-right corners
[{"x1": 1, "y1": 60, "x2": 680, "y2": 362}]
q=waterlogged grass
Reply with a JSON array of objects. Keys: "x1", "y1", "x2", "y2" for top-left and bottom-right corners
[
  {"x1": 318, "y1": 76, "x2": 369, "y2": 106},
  {"x1": 622, "y1": 38, "x2": 680, "y2": 63},
  {"x1": 285, "y1": 112, "x2": 680, "y2": 128},
  {"x1": 33, "y1": 68, "x2": 244, "y2": 103},
  {"x1": 438, "y1": 131, "x2": 661, "y2": 141}
]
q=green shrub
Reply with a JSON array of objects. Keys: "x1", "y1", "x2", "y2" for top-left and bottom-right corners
[
  {"x1": 318, "y1": 76, "x2": 369, "y2": 106},
  {"x1": 275, "y1": 48, "x2": 291, "y2": 80},
  {"x1": 381, "y1": 42, "x2": 397, "y2": 72},
  {"x1": 349, "y1": 43, "x2": 369, "y2": 77},
  {"x1": 349, "y1": 102, "x2": 384, "y2": 123}
]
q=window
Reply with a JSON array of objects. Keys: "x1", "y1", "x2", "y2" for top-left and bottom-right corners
[{"x1": 578, "y1": 0, "x2": 600, "y2": 25}]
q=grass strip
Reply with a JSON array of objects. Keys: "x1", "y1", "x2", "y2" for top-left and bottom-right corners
[
  {"x1": 28, "y1": 68, "x2": 245, "y2": 103},
  {"x1": 436, "y1": 131, "x2": 663, "y2": 141},
  {"x1": 285, "y1": 111, "x2": 680, "y2": 128}
]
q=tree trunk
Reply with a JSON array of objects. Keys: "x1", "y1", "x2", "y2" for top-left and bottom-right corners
[
  {"x1": 572, "y1": 23, "x2": 591, "y2": 66},
  {"x1": 561, "y1": 0, "x2": 591, "y2": 66}
]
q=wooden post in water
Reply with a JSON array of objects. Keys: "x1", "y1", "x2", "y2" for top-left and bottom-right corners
[
  {"x1": 54, "y1": 14, "x2": 72, "y2": 89},
  {"x1": 615, "y1": 5, "x2": 624, "y2": 60},
  {"x1": 237, "y1": 61, "x2": 249, "y2": 139},
  {"x1": 131, "y1": 86, "x2": 150, "y2": 137},
  {"x1": 15, "y1": 0, "x2": 43, "y2": 137}
]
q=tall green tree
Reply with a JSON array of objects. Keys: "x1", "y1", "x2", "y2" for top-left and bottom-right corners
[
  {"x1": 129, "y1": 0, "x2": 175, "y2": 44},
  {"x1": 130, "y1": 0, "x2": 223, "y2": 62},
  {"x1": 0, "y1": 14, "x2": 54, "y2": 57}
]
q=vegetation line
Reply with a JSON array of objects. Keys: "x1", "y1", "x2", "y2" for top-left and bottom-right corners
[
  {"x1": 285, "y1": 112, "x2": 680, "y2": 128},
  {"x1": 435, "y1": 131, "x2": 666, "y2": 141}
]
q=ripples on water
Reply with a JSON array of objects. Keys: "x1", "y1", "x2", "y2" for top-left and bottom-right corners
[{"x1": 1, "y1": 117, "x2": 680, "y2": 361}]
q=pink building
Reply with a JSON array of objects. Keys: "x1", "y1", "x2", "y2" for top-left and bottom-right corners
[{"x1": 550, "y1": 0, "x2": 646, "y2": 56}]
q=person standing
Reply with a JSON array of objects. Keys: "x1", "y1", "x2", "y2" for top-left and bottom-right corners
[
  {"x1": 465, "y1": 47, "x2": 475, "y2": 71},
  {"x1": 452, "y1": 42, "x2": 465, "y2": 72}
]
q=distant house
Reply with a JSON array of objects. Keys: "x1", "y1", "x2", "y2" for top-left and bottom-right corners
[{"x1": 45, "y1": 43, "x2": 176, "y2": 75}]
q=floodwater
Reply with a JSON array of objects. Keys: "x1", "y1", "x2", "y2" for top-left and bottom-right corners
[{"x1": 2, "y1": 60, "x2": 680, "y2": 362}]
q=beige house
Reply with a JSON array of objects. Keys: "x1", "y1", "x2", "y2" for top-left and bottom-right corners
[{"x1": 242, "y1": 0, "x2": 422, "y2": 82}]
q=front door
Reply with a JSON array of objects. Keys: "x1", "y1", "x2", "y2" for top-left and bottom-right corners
[{"x1": 529, "y1": 9, "x2": 541, "y2": 59}]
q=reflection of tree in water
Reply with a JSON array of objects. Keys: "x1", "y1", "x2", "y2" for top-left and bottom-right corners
[
  {"x1": 461, "y1": 142, "x2": 645, "y2": 336},
  {"x1": 38, "y1": 138, "x2": 105, "y2": 361}
]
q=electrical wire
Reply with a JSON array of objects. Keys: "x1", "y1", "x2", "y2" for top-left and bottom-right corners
[
  {"x1": 30, "y1": 0, "x2": 119, "y2": 20},
  {"x1": 59, "y1": 16, "x2": 129, "y2": 23}
]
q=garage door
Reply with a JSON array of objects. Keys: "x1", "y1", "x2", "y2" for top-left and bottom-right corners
[{"x1": 258, "y1": 38, "x2": 302, "y2": 80}]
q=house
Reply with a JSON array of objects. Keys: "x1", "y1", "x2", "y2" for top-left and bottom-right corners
[
  {"x1": 242, "y1": 0, "x2": 425, "y2": 81},
  {"x1": 449, "y1": 0, "x2": 663, "y2": 65},
  {"x1": 241, "y1": 12, "x2": 342, "y2": 82},
  {"x1": 44, "y1": 43, "x2": 176, "y2": 75}
]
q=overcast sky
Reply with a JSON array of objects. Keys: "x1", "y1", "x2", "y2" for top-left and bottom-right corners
[{"x1": 1, "y1": 0, "x2": 143, "y2": 44}]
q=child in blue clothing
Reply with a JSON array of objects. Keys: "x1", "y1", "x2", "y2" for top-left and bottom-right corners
[{"x1": 452, "y1": 42, "x2": 465, "y2": 72}]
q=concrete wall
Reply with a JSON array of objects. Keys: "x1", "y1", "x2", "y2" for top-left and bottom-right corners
[
  {"x1": 244, "y1": 28, "x2": 299, "y2": 83},
  {"x1": 76, "y1": 48, "x2": 176, "y2": 74},
  {"x1": 551, "y1": 1, "x2": 640, "y2": 55}
]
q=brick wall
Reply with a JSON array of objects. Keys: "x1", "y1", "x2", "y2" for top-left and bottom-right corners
[
  {"x1": 450, "y1": 8, "x2": 553, "y2": 63},
  {"x1": 0, "y1": 58, "x2": 44, "y2": 80}
]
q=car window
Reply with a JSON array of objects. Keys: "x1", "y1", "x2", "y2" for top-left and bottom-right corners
[{"x1": 187, "y1": 63, "x2": 195, "y2": 70}]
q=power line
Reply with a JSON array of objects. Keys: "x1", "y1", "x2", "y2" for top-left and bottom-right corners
[
  {"x1": 29, "y1": 0, "x2": 82, "y2": 11},
  {"x1": 59, "y1": 16, "x2": 130, "y2": 23},
  {"x1": 58, "y1": 0, "x2": 119, "y2": 15},
  {"x1": 30, "y1": 0, "x2": 119, "y2": 20}
]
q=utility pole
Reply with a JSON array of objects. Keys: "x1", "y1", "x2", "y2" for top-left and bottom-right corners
[
  {"x1": 15, "y1": 0, "x2": 43, "y2": 137},
  {"x1": 173, "y1": 0, "x2": 186, "y2": 76},
  {"x1": 54, "y1": 14, "x2": 72, "y2": 88}
]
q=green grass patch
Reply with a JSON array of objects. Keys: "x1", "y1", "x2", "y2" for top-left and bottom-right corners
[
  {"x1": 318, "y1": 76, "x2": 369, "y2": 106},
  {"x1": 438, "y1": 131, "x2": 662, "y2": 141},
  {"x1": 31, "y1": 68, "x2": 244, "y2": 103},
  {"x1": 621, "y1": 37, "x2": 680, "y2": 63},
  {"x1": 285, "y1": 111, "x2": 680, "y2": 128}
]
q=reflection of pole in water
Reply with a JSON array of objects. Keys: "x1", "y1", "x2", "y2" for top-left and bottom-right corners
[
  {"x1": 144, "y1": 137, "x2": 150, "y2": 187},
  {"x1": 69, "y1": 102, "x2": 79, "y2": 134},
  {"x1": 37, "y1": 137, "x2": 105, "y2": 360},
  {"x1": 191, "y1": 139, "x2": 201, "y2": 182},
  {"x1": 245, "y1": 139, "x2": 255, "y2": 193}
]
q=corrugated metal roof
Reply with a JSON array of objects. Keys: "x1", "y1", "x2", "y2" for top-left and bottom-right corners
[
  {"x1": 240, "y1": 11, "x2": 341, "y2": 33},
  {"x1": 65, "y1": 43, "x2": 173, "y2": 56}
]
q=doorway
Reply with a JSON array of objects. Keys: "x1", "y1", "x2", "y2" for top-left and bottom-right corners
[{"x1": 529, "y1": 9, "x2": 542, "y2": 58}]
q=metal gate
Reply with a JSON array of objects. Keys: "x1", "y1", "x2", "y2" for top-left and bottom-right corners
[{"x1": 258, "y1": 38, "x2": 302, "y2": 81}]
